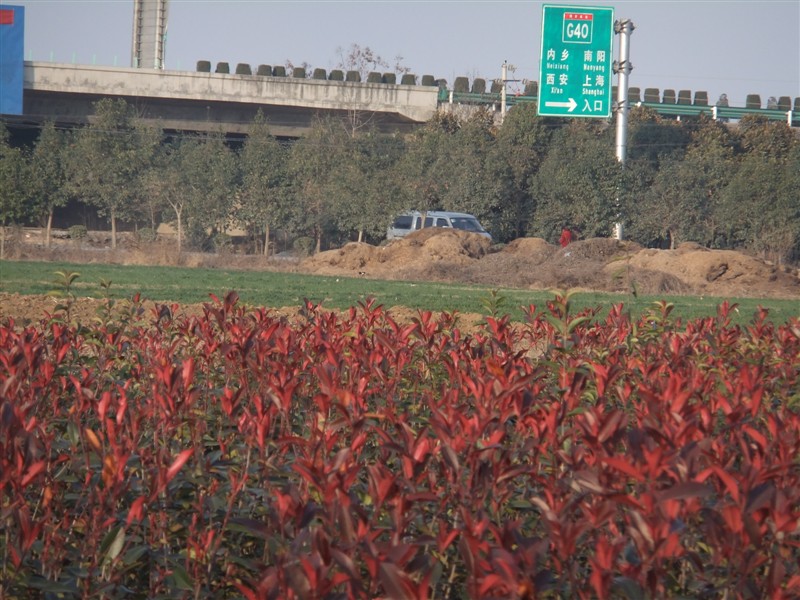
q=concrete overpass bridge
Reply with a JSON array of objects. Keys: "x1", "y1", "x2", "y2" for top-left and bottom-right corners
[
  {"x1": 11, "y1": 61, "x2": 441, "y2": 138},
  {"x1": 7, "y1": 61, "x2": 797, "y2": 142}
]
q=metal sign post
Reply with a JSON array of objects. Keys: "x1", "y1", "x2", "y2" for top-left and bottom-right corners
[{"x1": 537, "y1": 5, "x2": 615, "y2": 118}]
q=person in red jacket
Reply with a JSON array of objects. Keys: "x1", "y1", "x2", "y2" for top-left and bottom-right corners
[{"x1": 559, "y1": 226, "x2": 573, "y2": 248}]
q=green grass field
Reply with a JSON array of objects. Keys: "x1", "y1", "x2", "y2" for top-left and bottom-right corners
[{"x1": 1, "y1": 259, "x2": 797, "y2": 324}]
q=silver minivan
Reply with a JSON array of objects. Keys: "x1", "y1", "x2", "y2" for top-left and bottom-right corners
[{"x1": 386, "y1": 211, "x2": 492, "y2": 241}]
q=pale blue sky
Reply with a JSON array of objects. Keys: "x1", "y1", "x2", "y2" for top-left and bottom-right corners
[{"x1": 5, "y1": 0, "x2": 800, "y2": 108}]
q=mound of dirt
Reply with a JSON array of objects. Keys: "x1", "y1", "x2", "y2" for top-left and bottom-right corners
[
  {"x1": 300, "y1": 231, "x2": 799, "y2": 299},
  {"x1": 301, "y1": 242, "x2": 380, "y2": 274},
  {"x1": 301, "y1": 228, "x2": 493, "y2": 280},
  {"x1": 623, "y1": 244, "x2": 794, "y2": 298}
]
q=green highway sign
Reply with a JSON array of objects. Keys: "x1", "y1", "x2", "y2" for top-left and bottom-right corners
[{"x1": 538, "y1": 5, "x2": 614, "y2": 118}]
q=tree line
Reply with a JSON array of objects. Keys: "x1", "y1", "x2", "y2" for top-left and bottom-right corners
[{"x1": 1, "y1": 97, "x2": 798, "y2": 262}]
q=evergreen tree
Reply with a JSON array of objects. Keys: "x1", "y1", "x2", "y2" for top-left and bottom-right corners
[
  {"x1": 288, "y1": 117, "x2": 346, "y2": 253},
  {"x1": 437, "y1": 108, "x2": 510, "y2": 238},
  {"x1": 395, "y1": 112, "x2": 460, "y2": 218},
  {"x1": 29, "y1": 122, "x2": 72, "y2": 248},
  {"x1": 69, "y1": 99, "x2": 158, "y2": 249},
  {"x1": 0, "y1": 123, "x2": 29, "y2": 258},
  {"x1": 238, "y1": 111, "x2": 289, "y2": 256},
  {"x1": 177, "y1": 132, "x2": 237, "y2": 251},
  {"x1": 332, "y1": 129, "x2": 405, "y2": 243},
  {"x1": 493, "y1": 103, "x2": 556, "y2": 241},
  {"x1": 528, "y1": 120, "x2": 619, "y2": 241},
  {"x1": 635, "y1": 116, "x2": 737, "y2": 248},
  {"x1": 139, "y1": 141, "x2": 183, "y2": 253},
  {"x1": 717, "y1": 118, "x2": 799, "y2": 262}
]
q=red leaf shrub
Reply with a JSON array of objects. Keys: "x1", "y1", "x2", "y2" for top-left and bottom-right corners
[{"x1": 1, "y1": 294, "x2": 798, "y2": 598}]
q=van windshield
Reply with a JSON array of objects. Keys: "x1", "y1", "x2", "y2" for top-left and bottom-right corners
[{"x1": 450, "y1": 217, "x2": 485, "y2": 233}]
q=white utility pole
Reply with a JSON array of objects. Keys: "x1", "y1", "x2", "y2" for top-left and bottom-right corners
[
  {"x1": 614, "y1": 19, "x2": 635, "y2": 163},
  {"x1": 501, "y1": 61, "x2": 507, "y2": 117},
  {"x1": 613, "y1": 18, "x2": 634, "y2": 239}
]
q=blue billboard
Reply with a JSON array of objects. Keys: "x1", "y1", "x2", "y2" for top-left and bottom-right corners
[{"x1": 0, "y1": 4, "x2": 24, "y2": 115}]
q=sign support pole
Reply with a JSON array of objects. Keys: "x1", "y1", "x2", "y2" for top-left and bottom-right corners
[
  {"x1": 614, "y1": 19, "x2": 634, "y2": 163},
  {"x1": 613, "y1": 18, "x2": 634, "y2": 239}
]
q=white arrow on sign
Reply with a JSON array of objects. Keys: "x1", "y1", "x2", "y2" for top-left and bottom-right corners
[{"x1": 544, "y1": 98, "x2": 578, "y2": 112}]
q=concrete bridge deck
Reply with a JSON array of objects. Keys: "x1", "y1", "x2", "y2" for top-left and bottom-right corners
[{"x1": 17, "y1": 62, "x2": 440, "y2": 137}]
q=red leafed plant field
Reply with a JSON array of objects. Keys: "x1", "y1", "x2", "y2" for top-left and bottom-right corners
[{"x1": 1, "y1": 291, "x2": 799, "y2": 599}]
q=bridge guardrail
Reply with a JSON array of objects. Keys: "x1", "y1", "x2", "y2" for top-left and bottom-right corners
[{"x1": 440, "y1": 91, "x2": 799, "y2": 126}]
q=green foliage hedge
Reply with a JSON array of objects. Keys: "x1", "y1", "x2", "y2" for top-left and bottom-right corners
[
  {"x1": 524, "y1": 80, "x2": 538, "y2": 96},
  {"x1": 453, "y1": 77, "x2": 469, "y2": 93},
  {"x1": 136, "y1": 227, "x2": 157, "y2": 244},
  {"x1": 694, "y1": 91, "x2": 708, "y2": 106},
  {"x1": 293, "y1": 236, "x2": 315, "y2": 256},
  {"x1": 67, "y1": 224, "x2": 87, "y2": 240},
  {"x1": 644, "y1": 88, "x2": 660, "y2": 103}
]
